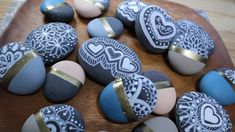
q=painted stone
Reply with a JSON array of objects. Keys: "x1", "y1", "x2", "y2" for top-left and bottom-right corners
[
  {"x1": 87, "y1": 17, "x2": 124, "y2": 38},
  {"x1": 135, "y1": 5, "x2": 176, "y2": 53},
  {"x1": 78, "y1": 38, "x2": 142, "y2": 85},
  {"x1": 200, "y1": 67, "x2": 235, "y2": 105},
  {"x1": 116, "y1": 0, "x2": 146, "y2": 28},
  {"x1": 21, "y1": 104, "x2": 85, "y2": 132},
  {"x1": 142, "y1": 70, "x2": 176, "y2": 115},
  {"x1": 99, "y1": 74, "x2": 157, "y2": 123},
  {"x1": 175, "y1": 92, "x2": 232, "y2": 132},
  {"x1": 40, "y1": 0, "x2": 74, "y2": 23},
  {"x1": 25, "y1": 22, "x2": 78, "y2": 65},
  {"x1": 0, "y1": 42, "x2": 45, "y2": 95},
  {"x1": 44, "y1": 60, "x2": 85, "y2": 102},
  {"x1": 168, "y1": 19, "x2": 215, "y2": 75},
  {"x1": 133, "y1": 116, "x2": 178, "y2": 132},
  {"x1": 73, "y1": 0, "x2": 110, "y2": 18}
]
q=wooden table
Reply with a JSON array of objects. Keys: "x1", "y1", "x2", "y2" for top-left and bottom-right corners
[{"x1": 0, "y1": 0, "x2": 234, "y2": 132}]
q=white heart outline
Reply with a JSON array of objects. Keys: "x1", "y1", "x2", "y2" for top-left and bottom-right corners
[
  {"x1": 120, "y1": 57, "x2": 136, "y2": 71},
  {"x1": 200, "y1": 103, "x2": 222, "y2": 128},
  {"x1": 150, "y1": 12, "x2": 176, "y2": 40},
  {"x1": 87, "y1": 43, "x2": 104, "y2": 56},
  {"x1": 139, "y1": 6, "x2": 176, "y2": 49}
]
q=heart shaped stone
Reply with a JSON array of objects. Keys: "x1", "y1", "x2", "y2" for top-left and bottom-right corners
[{"x1": 135, "y1": 5, "x2": 176, "y2": 53}]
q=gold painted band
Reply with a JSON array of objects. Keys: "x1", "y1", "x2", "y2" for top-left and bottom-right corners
[
  {"x1": 113, "y1": 78, "x2": 136, "y2": 121},
  {"x1": 169, "y1": 45, "x2": 207, "y2": 63},
  {"x1": 45, "y1": 2, "x2": 67, "y2": 12},
  {"x1": 49, "y1": 68, "x2": 82, "y2": 88},
  {"x1": 99, "y1": 18, "x2": 115, "y2": 38},
  {"x1": 217, "y1": 71, "x2": 235, "y2": 91},
  {"x1": 137, "y1": 123, "x2": 154, "y2": 132},
  {"x1": 35, "y1": 112, "x2": 50, "y2": 132},
  {"x1": 1, "y1": 51, "x2": 38, "y2": 87},
  {"x1": 154, "y1": 81, "x2": 173, "y2": 90},
  {"x1": 84, "y1": 0, "x2": 105, "y2": 11}
]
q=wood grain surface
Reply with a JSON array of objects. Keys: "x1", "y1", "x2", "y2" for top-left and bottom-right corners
[{"x1": 0, "y1": 0, "x2": 234, "y2": 131}]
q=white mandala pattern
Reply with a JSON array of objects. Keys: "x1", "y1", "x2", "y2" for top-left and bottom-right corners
[
  {"x1": 40, "y1": 104, "x2": 84, "y2": 132},
  {"x1": 223, "y1": 68, "x2": 235, "y2": 85},
  {"x1": 122, "y1": 74, "x2": 157, "y2": 119},
  {"x1": 117, "y1": 0, "x2": 146, "y2": 21},
  {"x1": 25, "y1": 22, "x2": 78, "y2": 64},
  {"x1": 175, "y1": 92, "x2": 232, "y2": 132},
  {"x1": 0, "y1": 42, "x2": 31, "y2": 79},
  {"x1": 79, "y1": 38, "x2": 141, "y2": 78},
  {"x1": 173, "y1": 19, "x2": 215, "y2": 57}
]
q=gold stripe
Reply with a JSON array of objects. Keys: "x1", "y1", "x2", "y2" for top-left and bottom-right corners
[
  {"x1": 154, "y1": 81, "x2": 174, "y2": 90},
  {"x1": 99, "y1": 18, "x2": 116, "y2": 38},
  {"x1": 169, "y1": 45, "x2": 207, "y2": 63},
  {"x1": 113, "y1": 78, "x2": 137, "y2": 121},
  {"x1": 1, "y1": 51, "x2": 38, "y2": 87},
  {"x1": 49, "y1": 68, "x2": 82, "y2": 88},
  {"x1": 84, "y1": 0, "x2": 105, "y2": 11},
  {"x1": 35, "y1": 112, "x2": 50, "y2": 132},
  {"x1": 45, "y1": 2, "x2": 67, "y2": 12},
  {"x1": 137, "y1": 123, "x2": 154, "y2": 132},
  {"x1": 217, "y1": 71, "x2": 235, "y2": 91}
]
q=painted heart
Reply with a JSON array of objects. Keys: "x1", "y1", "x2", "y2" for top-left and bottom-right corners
[
  {"x1": 139, "y1": 6, "x2": 176, "y2": 49},
  {"x1": 121, "y1": 57, "x2": 136, "y2": 71},
  {"x1": 154, "y1": 15, "x2": 175, "y2": 37},
  {"x1": 200, "y1": 103, "x2": 222, "y2": 127},
  {"x1": 149, "y1": 11, "x2": 176, "y2": 40},
  {"x1": 127, "y1": 1, "x2": 139, "y2": 13},
  {"x1": 105, "y1": 46, "x2": 123, "y2": 61},
  {"x1": 87, "y1": 43, "x2": 104, "y2": 57}
]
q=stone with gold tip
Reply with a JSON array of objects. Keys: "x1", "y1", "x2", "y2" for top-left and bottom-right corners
[
  {"x1": 142, "y1": 70, "x2": 176, "y2": 115},
  {"x1": 40, "y1": 0, "x2": 74, "y2": 23},
  {"x1": 168, "y1": 19, "x2": 215, "y2": 75},
  {"x1": 132, "y1": 117, "x2": 178, "y2": 132},
  {"x1": 43, "y1": 60, "x2": 85, "y2": 102},
  {"x1": 98, "y1": 73, "x2": 157, "y2": 123},
  {"x1": 73, "y1": 0, "x2": 110, "y2": 18},
  {"x1": 0, "y1": 42, "x2": 45, "y2": 95},
  {"x1": 21, "y1": 104, "x2": 85, "y2": 132},
  {"x1": 87, "y1": 17, "x2": 124, "y2": 38}
]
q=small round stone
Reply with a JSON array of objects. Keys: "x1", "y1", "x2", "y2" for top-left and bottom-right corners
[
  {"x1": 40, "y1": 0, "x2": 74, "y2": 23},
  {"x1": 21, "y1": 104, "x2": 85, "y2": 132},
  {"x1": 0, "y1": 42, "x2": 45, "y2": 95},
  {"x1": 44, "y1": 60, "x2": 85, "y2": 102},
  {"x1": 78, "y1": 37, "x2": 142, "y2": 85},
  {"x1": 142, "y1": 70, "x2": 176, "y2": 115},
  {"x1": 99, "y1": 74, "x2": 157, "y2": 123},
  {"x1": 135, "y1": 5, "x2": 176, "y2": 53},
  {"x1": 73, "y1": 0, "x2": 110, "y2": 18},
  {"x1": 87, "y1": 17, "x2": 124, "y2": 38},
  {"x1": 25, "y1": 22, "x2": 78, "y2": 65},
  {"x1": 168, "y1": 19, "x2": 215, "y2": 75},
  {"x1": 175, "y1": 92, "x2": 232, "y2": 132},
  {"x1": 200, "y1": 67, "x2": 235, "y2": 105},
  {"x1": 133, "y1": 117, "x2": 178, "y2": 132},
  {"x1": 116, "y1": 0, "x2": 146, "y2": 28}
]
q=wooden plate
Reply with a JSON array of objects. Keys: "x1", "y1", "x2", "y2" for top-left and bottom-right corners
[{"x1": 0, "y1": 0, "x2": 234, "y2": 131}]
